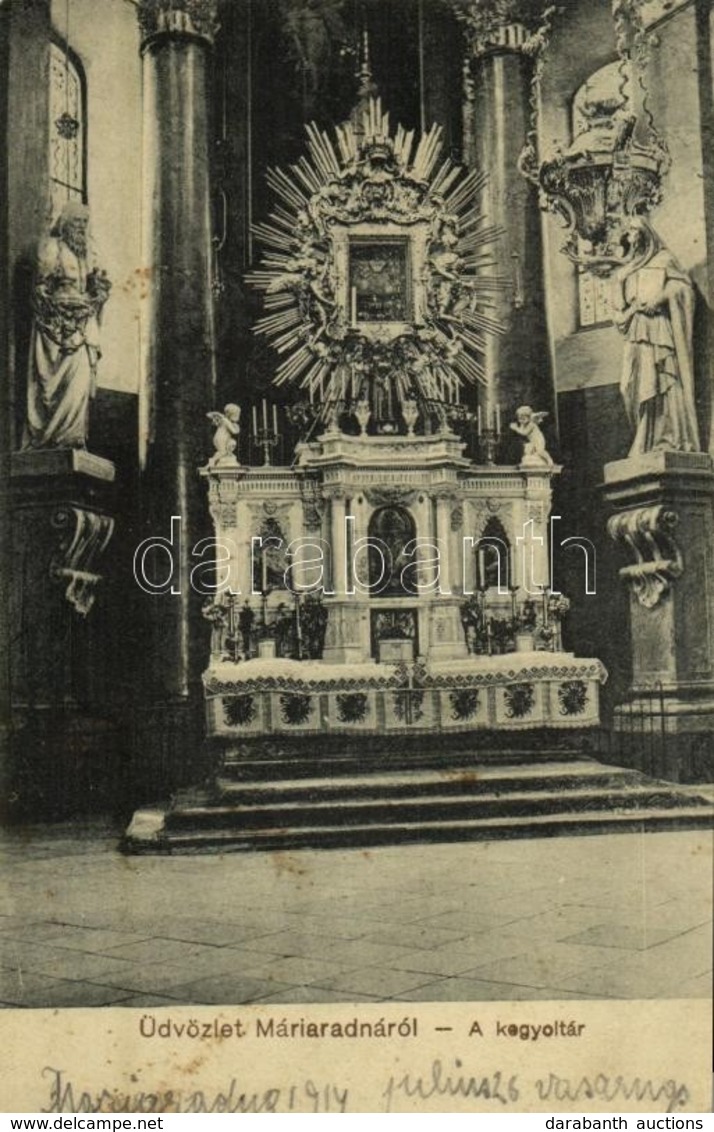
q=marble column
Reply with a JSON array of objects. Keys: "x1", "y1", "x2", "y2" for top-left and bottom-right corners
[
  {"x1": 455, "y1": 1, "x2": 557, "y2": 458},
  {"x1": 435, "y1": 493, "x2": 454, "y2": 595},
  {"x1": 330, "y1": 493, "x2": 348, "y2": 597},
  {"x1": 137, "y1": 0, "x2": 217, "y2": 713}
]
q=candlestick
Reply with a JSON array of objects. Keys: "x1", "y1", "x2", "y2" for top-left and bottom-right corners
[
  {"x1": 496, "y1": 404, "x2": 501, "y2": 434},
  {"x1": 542, "y1": 586, "x2": 549, "y2": 628},
  {"x1": 261, "y1": 549, "x2": 268, "y2": 598},
  {"x1": 511, "y1": 587, "x2": 518, "y2": 624},
  {"x1": 351, "y1": 286, "x2": 357, "y2": 328},
  {"x1": 272, "y1": 402, "x2": 278, "y2": 435},
  {"x1": 262, "y1": 398, "x2": 268, "y2": 431},
  {"x1": 252, "y1": 405, "x2": 257, "y2": 435},
  {"x1": 477, "y1": 405, "x2": 482, "y2": 436}
]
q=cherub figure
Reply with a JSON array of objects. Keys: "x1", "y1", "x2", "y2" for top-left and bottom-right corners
[
  {"x1": 207, "y1": 403, "x2": 241, "y2": 466},
  {"x1": 509, "y1": 405, "x2": 553, "y2": 466}
]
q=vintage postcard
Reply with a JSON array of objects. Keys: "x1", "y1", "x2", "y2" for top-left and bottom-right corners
[{"x1": 0, "y1": 0, "x2": 712, "y2": 1115}]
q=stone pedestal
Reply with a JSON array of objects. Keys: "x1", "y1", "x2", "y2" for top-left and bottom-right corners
[
  {"x1": 322, "y1": 600, "x2": 371, "y2": 665},
  {"x1": 7, "y1": 449, "x2": 118, "y2": 817},
  {"x1": 604, "y1": 450, "x2": 714, "y2": 779}
]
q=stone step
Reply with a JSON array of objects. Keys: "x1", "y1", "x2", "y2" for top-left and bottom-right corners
[
  {"x1": 212, "y1": 760, "x2": 643, "y2": 804},
  {"x1": 168, "y1": 783, "x2": 712, "y2": 831},
  {"x1": 222, "y1": 745, "x2": 591, "y2": 781},
  {"x1": 124, "y1": 803, "x2": 714, "y2": 854}
]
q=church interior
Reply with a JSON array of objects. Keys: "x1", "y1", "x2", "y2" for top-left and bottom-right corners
[{"x1": 1, "y1": 0, "x2": 714, "y2": 853}]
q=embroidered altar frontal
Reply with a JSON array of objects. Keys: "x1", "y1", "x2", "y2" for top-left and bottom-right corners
[{"x1": 204, "y1": 654, "x2": 606, "y2": 740}]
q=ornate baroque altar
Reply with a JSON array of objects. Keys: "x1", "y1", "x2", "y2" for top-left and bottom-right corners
[{"x1": 200, "y1": 93, "x2": 606, "y2": 749}]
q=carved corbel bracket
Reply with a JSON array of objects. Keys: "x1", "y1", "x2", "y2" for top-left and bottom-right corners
[
  {"x1": 51, "y1": 506, "x2": 114, "y2": 616},
  {"x1": 607, "y1": 504, "x2": 683, "y2": 609}
]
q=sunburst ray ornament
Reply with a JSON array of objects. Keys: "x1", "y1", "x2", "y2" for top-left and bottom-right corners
[{"x1": 247, "y1": 85, "x2": 504, "y2": 433}]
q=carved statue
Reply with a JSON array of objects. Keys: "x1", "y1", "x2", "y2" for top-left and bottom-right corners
[
  {"x1": 509, "y1": 406, "x2": 553, "y2": 466},
  {"x1": 207, "y1": 403, "x2": 241, "y2": 466},
  {"x1": 23, "y1": 201, "x2": 111, "y2": 450},
  {"x1": 277, "y1": 0, "x2": 348, "y2": 102},
  {"x1": 612, "y1": 217, "x2": 700, "y2": 457},
  {"x1": 372, "y1": 363, "x2": 394, "y2": 424}
]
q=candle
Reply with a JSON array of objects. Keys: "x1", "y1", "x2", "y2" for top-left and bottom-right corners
[
  {"x1": 262, "y1": 398, "x2": 268, "y2": 431},
  {"x1": 272, "y1": 402, "x2": 278, "y2": 435},
  {"x1": 227, "y1": 595, "x2": 235, "y2": 640},
  {"x1": 496, "y1": 404, "x2": 501, "y2": 435},
  {"x1": 351, "y1": 286, "x2": 357, "y2": 328},
  {"x1": 477, "y1": 405, "x2": 482, "y2": 436},
  {"x1": 252, "y1": 405, "x2": 258, "y2": 436},
  {"x1": 261, "y1": 546, "x2": 268, "y2": 596},
  {"x1": 478, "y1": 547, "x2": 486, "y2": 589}
]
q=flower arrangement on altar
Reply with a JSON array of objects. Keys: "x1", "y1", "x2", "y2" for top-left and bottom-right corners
[{"x1": 459, "y1": 588, "x2": 570, "y2": 655}]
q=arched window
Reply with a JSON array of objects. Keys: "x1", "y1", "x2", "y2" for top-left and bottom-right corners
[
  {"x1": 49, "y1": 39, "x2": 87, "y2": 219},
  {"x1": 476, "y1": 517, "x2": 511, "y2": 591},
  {"x1": 253, "y1": 517, "x2": 289, "y2": 593},
  {"x1": 368, "y1": 506, "x2": 418, "y2": 597},
  {"x1": 571, "y1": 60, "x2": 627, "y2": 329}
]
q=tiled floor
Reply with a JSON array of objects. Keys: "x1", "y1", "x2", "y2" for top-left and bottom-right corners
[{"x1": 0, "y1": 824, "x2": 710, "y2": 1007}]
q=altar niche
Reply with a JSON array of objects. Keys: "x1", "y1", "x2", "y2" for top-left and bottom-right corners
[{"x1": 367, "y1": 505, "x2": 418, "y2": 597}]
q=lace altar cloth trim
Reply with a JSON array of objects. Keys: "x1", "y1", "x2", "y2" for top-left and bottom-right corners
[{"x1": 204, "y1": 652, "x2": 607, "y2": 696}]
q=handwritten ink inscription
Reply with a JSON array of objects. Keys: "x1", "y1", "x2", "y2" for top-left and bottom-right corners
[
  {"x1": 42, "y1": 1069, "x2": 349, "y2": 1115},
  {"x1": 41, "y1": 1062, "x2": 691, "y2": 1115}
]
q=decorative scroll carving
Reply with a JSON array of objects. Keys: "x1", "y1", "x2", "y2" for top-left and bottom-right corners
[
  {"x1": 448, "y1": 0, "x2": 534, "y2": 56},
  {"x1": 207, "y1": 477, "x2": 240, "y2": 528},
  {"x1": 607, "y1": 505, "x2": 683, "y2": 609},
  {"x1": 137, "y1": 0, "x2": 219, "y2": 45},
  {"x1": 246, "y1": 500, "x2": 293, "y2": 530},
  {"x1": 50, "y1": 506, "x2": 114, "y2": 616},
  {"x1": 364, "y1": 485, "x2": 418, "y2": 508},
  {"x1": 471, "y1": 497, "x2": 513, "y2": 535}
]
